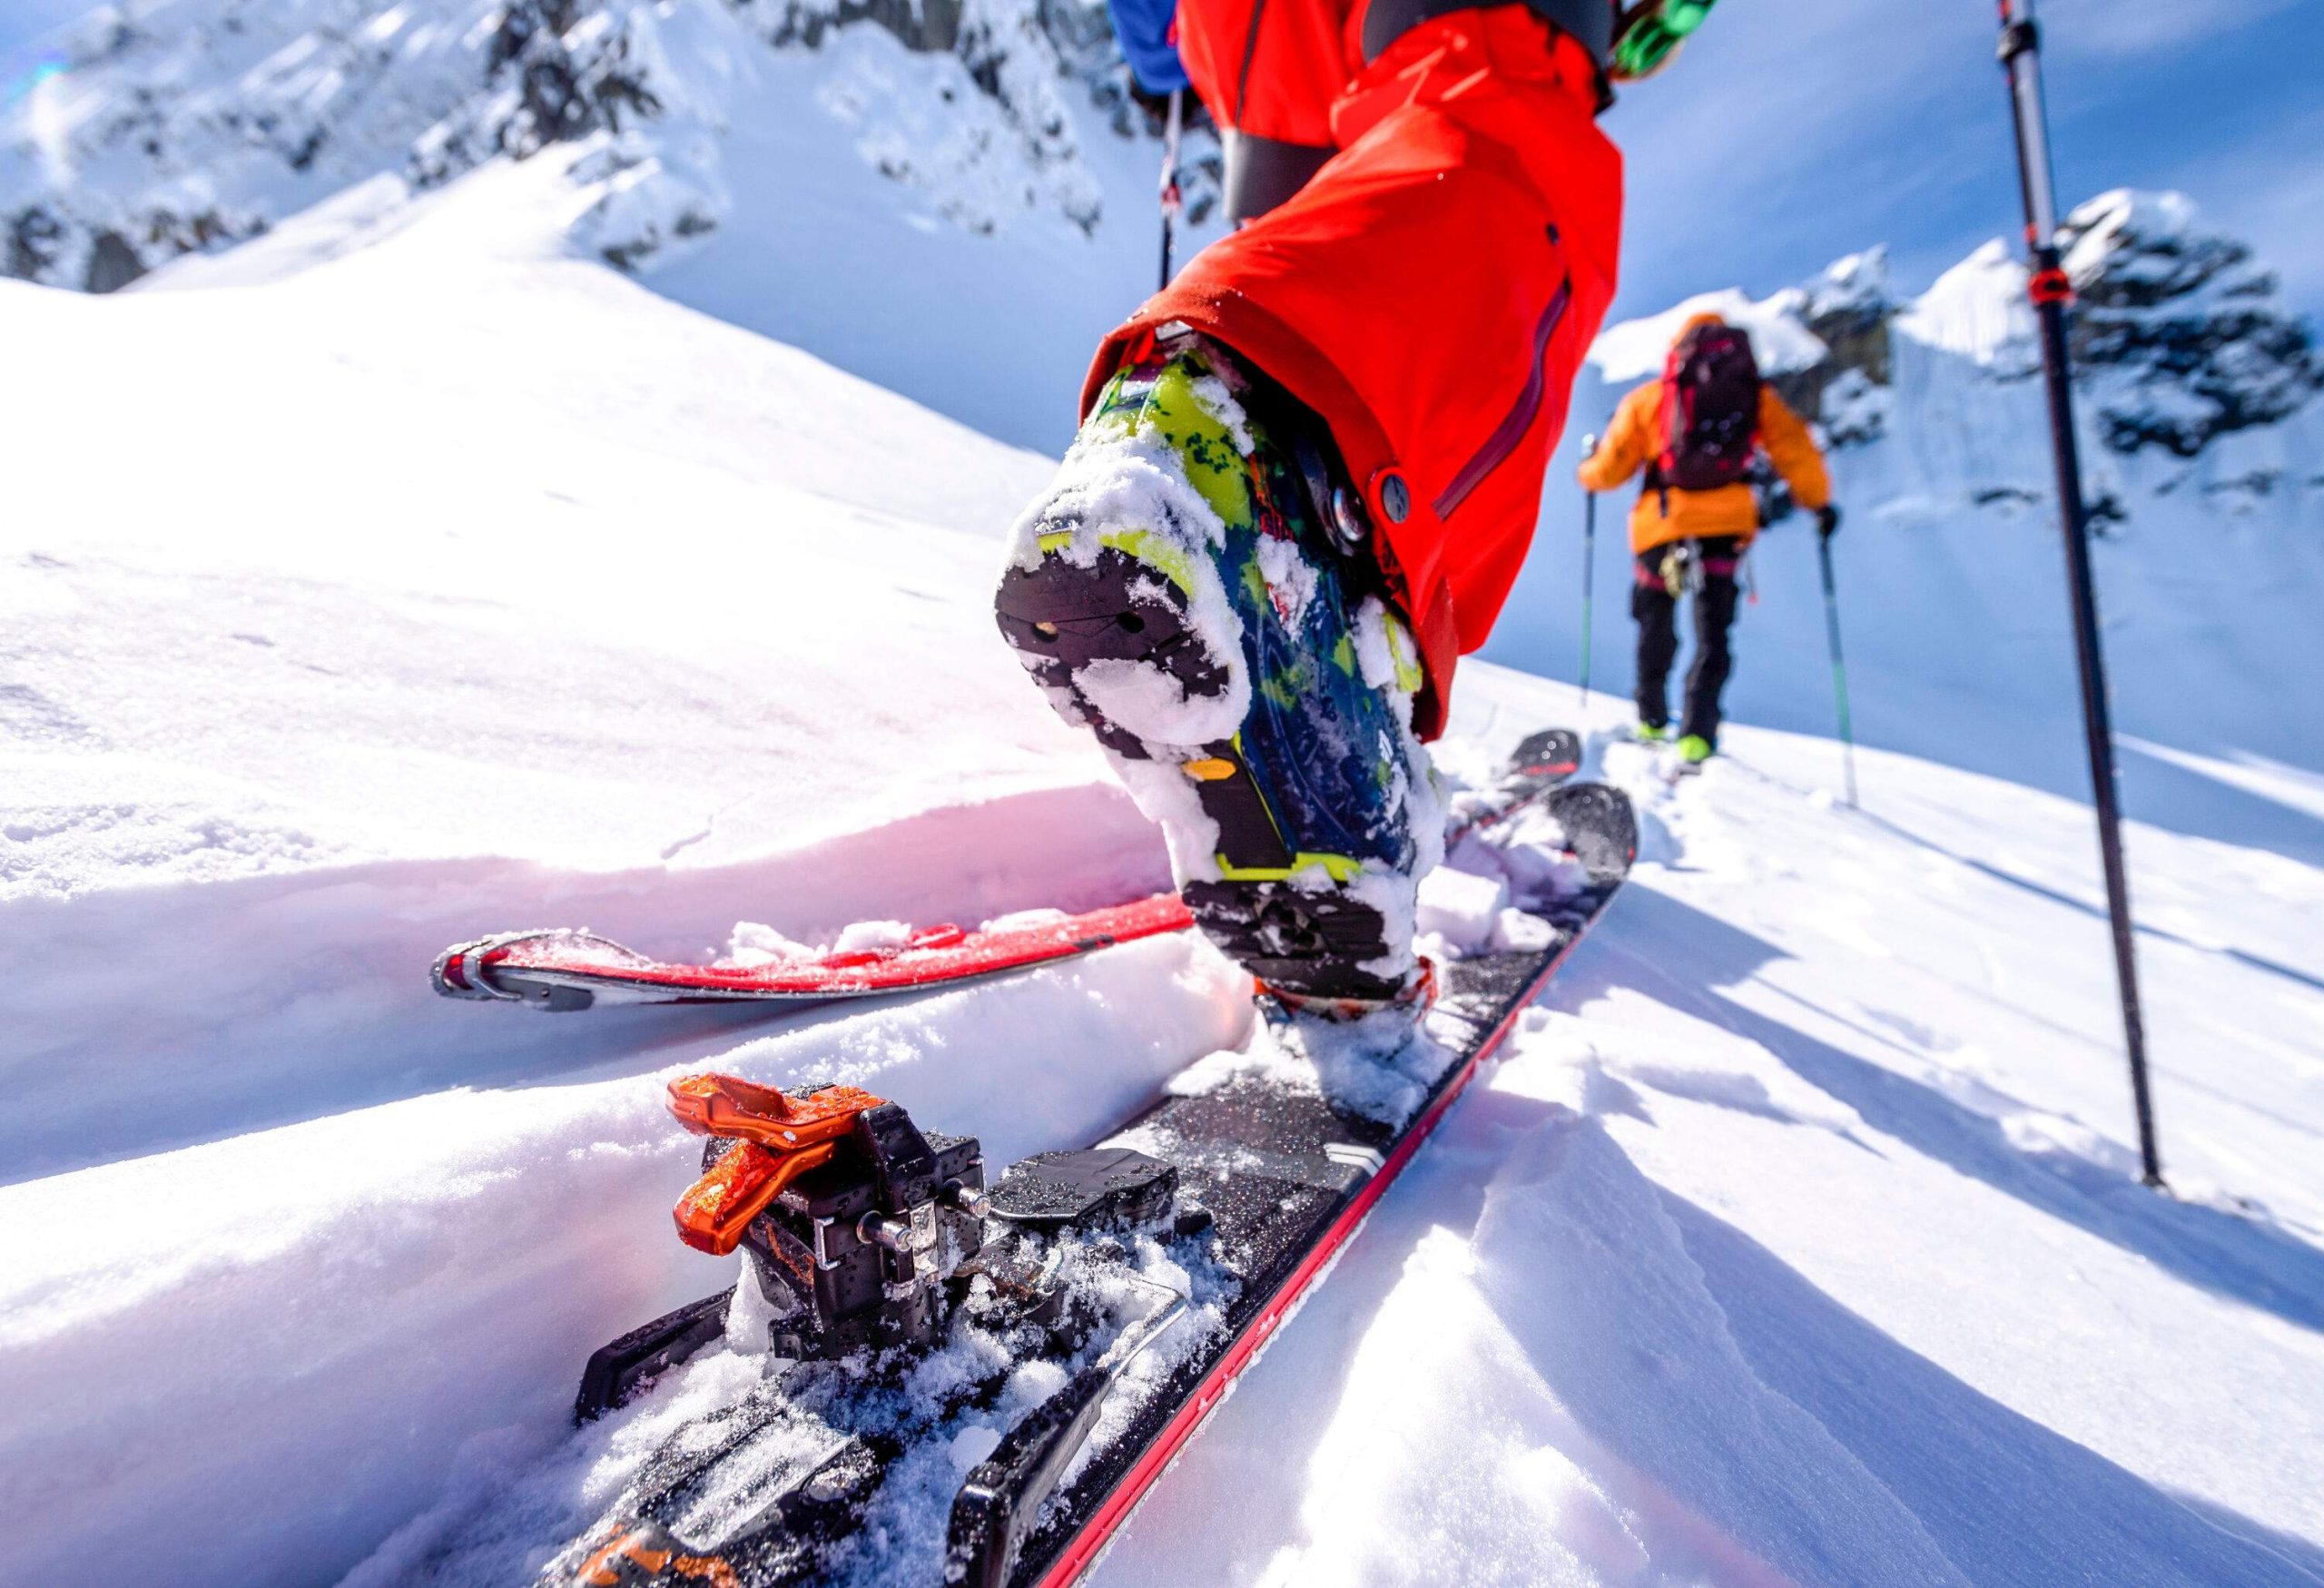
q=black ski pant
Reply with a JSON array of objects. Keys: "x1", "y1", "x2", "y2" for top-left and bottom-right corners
[{"x1": 1633, "y1": 536, "x2": 1742, "y2": 746}]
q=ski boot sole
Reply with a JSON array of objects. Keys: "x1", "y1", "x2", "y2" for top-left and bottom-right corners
[{"x1": 996, "y1": 543, "x2": 1403, "y2": 1002}]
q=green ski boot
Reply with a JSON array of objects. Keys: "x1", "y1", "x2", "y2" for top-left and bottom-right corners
[{"x1": 995, "y1": 330, "x2": 1441, "y2": 1010}]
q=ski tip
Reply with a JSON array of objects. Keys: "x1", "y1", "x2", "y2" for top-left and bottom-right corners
[
  {"x1": 1511, "y1": 725, "x2": 1584, "y2": 780},
  {"x1": 429, "y1": 937, "x2": 504, "y2": 1000},
  {"x1": 429, "y1": 929, "x2": 606, "y2": 1009},
  {"x1": 1547, "y1": 781, "x2": 1639, "y2": 885}
]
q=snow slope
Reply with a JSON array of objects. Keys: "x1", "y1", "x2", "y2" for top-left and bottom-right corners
[
  {"x1": 5, "y1": 173, "x2": 2324, "y2": 1588},
  {"x1": 0, "y1": 0, "x2": 1222, "y2": 451},
  {"x1": 1491, "y1": 196, "x2": 2324, "y2": 873}
]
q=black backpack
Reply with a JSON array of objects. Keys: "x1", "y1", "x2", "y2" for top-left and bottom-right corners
[{"x1": 1656, "y1": 321, "x2": 1761, "y2": 492}]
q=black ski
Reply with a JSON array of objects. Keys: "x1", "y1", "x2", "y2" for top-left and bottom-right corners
[{"x1": 515, "y1": 777, "x2": 1632, "y2": 1588}]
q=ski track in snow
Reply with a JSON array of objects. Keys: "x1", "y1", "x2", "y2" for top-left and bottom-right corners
[
  {"x1": 9, "y1": 681, "x2": 2322, "y2": 1588},
  {"x1": 3, "y1": 187, "x2": 2323, "y2": 1587},
  {"x1": 1088, "y1": 709, "x2": 2324, "y2": 1588},
  {"x1": 0, "y1": 784, "x2": 1177, "y2": 1183}
]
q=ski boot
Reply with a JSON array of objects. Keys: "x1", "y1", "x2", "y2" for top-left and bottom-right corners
[
  {"x1": 995, "y1": 329, "x2": 1441, "y2": 1013},
  {"x1": 1635, "y1": 721, "x2": 1671, "y2": 745},
  {"x1": 1677, "y1": 733, "x2": 1715, "y2": 769}
]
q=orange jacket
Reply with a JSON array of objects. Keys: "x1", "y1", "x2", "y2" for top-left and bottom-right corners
[{"x1": 1578, "y1": 371, "x2": 1830, "y2": 554}]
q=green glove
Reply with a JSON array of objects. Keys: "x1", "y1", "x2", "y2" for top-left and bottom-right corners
[{"x1": 1611, "y1": 0, "x2": 1718, "y2": 83}]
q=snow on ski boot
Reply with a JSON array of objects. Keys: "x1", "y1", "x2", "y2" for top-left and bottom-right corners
[
  {"x1": 995, "y1": 328, "x2": 1441, "y2": 1009},
  {"x1": 1258, "y1": 955, "x2": 1437, "y2": 1026}
]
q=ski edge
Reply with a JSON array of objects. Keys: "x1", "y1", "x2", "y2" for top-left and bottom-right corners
[{"x1": 1023, "y1": 878, "x2": 1620, "y2": 1588}]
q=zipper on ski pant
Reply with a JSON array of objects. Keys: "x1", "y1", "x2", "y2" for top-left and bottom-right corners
[{"x1": 1434, "y1": 275, "x2": 1571, "y2": 519}]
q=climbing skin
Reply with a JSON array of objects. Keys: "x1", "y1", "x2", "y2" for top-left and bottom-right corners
[{"x1": 996, "y1": 329, "x2": 1443, "y2": 1005}]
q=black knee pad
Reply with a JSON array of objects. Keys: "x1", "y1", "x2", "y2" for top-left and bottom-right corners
[
  {"x1": 1227, "y1": 0, "x2": 1613, "y2": 222},
  {"x1": 1358, "y1": 0, "x2": 1614, "y2": 70},
  {"x1": 1224, "y1": 133, "x2": 1336, "y2": 223}
]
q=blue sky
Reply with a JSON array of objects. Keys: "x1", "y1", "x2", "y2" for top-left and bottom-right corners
[
  {"x1": 5, "y1": 0, "x2": 2316, "y2": 319},
  {"x1": 0, "y1": 1, "x2": 82, "y2": 62},
  {"x1": 1603, "y1": 0, "x2": 2322, "y2": 321}
]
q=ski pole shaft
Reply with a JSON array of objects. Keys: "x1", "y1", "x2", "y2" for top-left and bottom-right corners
[
  {"x1": 1579, "y1": 434, "x2": 1599, "y2": 708},
  {"x1": 1815, "y1": 531, "x2": 1857, "y2": 809},
  {"x1": 1157, "y1": 88, "x2": 1185, "y2": 292},
  {"x1": 1997, "y1": 0, "x2": 2162, "y2": 1189}
]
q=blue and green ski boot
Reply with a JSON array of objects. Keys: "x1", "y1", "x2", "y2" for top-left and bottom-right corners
[{"x1": 995, "y1": 330, "x2": 1440, "y2": 1011}]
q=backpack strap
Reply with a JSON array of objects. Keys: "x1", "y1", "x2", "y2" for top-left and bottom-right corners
[{"x1": 1651, "y1": 344, "x2": 1685, "y2": 518}]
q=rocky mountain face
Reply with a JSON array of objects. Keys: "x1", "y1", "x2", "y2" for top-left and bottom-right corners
[
  {"x1": 8, "y1": 0, "x2": 2308, "y2": 499},
  {"x1": 1770, "y1": 247, "x2": 1897, "y2": 448},
  {"x1": 2058, "y1": 189, "x2": 2320, "y2": 459},
  {"x1": 1607, "y1": 191, "x2": 2317, "y2": 488},
  {"x1": 1578, "y1": 190, "x2": 2322, "y2": 547},
  {"x1": 1803, "y1": 192, "x2": 2314, "y2": 465},
  {"x1": 1, "y1": 0, "x2": 1216, "y2": 291}
]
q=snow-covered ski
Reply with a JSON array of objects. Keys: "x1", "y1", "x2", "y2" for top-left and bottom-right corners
[
  {"x1": 432, "y1": 893, "x2": 1197, "y2": 1012},
  {"x1": 431, "y1": 729, "x2": 1583, "y2": 1012},
  {"x1": 523, "y1": 778, "x2": 1635, "y2": 1588}
]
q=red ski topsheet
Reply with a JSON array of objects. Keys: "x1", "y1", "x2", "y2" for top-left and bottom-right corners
[
  {"x1": 434, "y1": 725, "x2": 1585, "y2": 1011},
  {"x1": 434, "y1": 893, "x2": 1195, "y2": 1007}
]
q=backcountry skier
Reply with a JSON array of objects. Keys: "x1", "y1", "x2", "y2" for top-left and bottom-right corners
[
  {"x1": 995, "y1": 0, "x2": 1717, "y2": 1019},
  {"x1": 1578, "y1": 311, "x2": 1837, "y2": 766}
]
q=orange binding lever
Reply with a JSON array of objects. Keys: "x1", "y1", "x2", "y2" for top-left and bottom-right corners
[{"x1": 665, "y1": 1075, "x2": 885, "y2": 1256}]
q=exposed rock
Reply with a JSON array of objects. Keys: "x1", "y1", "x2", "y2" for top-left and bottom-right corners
[
  {"x1": 84, "y1": 231, "x2": 146, "y2": 291},
  {"x1": 1759, "y1": 252, "x2": 1895, "y2": 445},
  {"x1": 0, "y1": 0, "x2": 1208, "y2": 289},
  {"x1": 2059, "y1": 189, "x2": 2321, "y2": 457},
  {"x1": 1803, "y1": 247, "x2": 1893, "y2": 388}
]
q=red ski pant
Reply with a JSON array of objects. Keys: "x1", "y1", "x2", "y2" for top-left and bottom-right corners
[{"x1": 1084, "y1": 3, "x2": 1622, "y2": 737}]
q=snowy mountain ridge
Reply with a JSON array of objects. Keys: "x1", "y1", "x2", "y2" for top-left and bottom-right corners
[
  {"x1": 1488, "y1": 185, "x2": 2324, "y2": 853},
  {"x1": 9, "y1": 0, "x2": 2311, "y2": 481},
  {"x1": 2, "y1": 0, "x2": 1213, "y2": 292},
  {"x1": 1590, "y1": 188, "x2": 2322, "y2": 493}
]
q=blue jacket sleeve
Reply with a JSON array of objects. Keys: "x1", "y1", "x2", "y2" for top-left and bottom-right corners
[{"x1": 1107, "y1": 0, "x2": 1190, "y2": 94}]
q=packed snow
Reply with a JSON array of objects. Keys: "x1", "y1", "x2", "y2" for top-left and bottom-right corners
[{"x1": 2, "y1": 76, "x2": 2322, "y2": 1588}]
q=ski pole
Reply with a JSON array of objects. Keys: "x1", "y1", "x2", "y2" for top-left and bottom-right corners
[
  {"x1": 1815, "y1": 528, "x2": 1858, "y2": 810},
  {"x1": 1157, "y1": 88, "x2": 1184, "y2": 291},
  {"x1": 1579, "y1": 434, "x2": 1599, "y2": 708},
  {"x1": 1997, "y1": 0, "x2": 2162, "y2": 1189}
]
